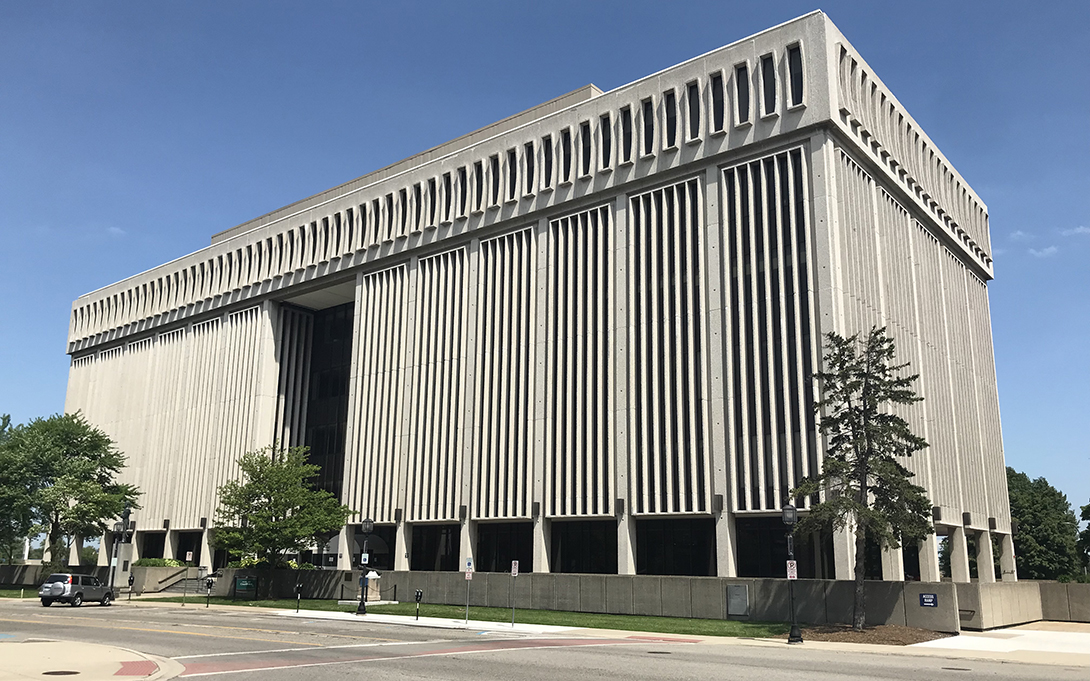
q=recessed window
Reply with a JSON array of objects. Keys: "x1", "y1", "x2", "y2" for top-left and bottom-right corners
[
  {"x1": 580, "y1": 121, "x2": 592, "y2": 176},
  {"x1": 687, "y1": 82, "x2": 700, "y2": 140},
  {"x1": 735, "y1": 64, "x2": 750, "y2": 125},
  {"x1": 398, "y1": 188, "x2": 408, "y2": 234},
  {"x1": 429, "y1": 176, "x2": 438, "y2": 224},
  {"x1": 384, "y1": 193, "x2": 394, "y2": 240},
  {"x1": 561, "y1": 128, "x2": 573, "y2": 183},
  {"x1": 642, "y1": 98, "x2": 654, "y2": 155},
  {"x1": 761, "y1": 54, "x2": 776, "y2": 116},
  {"x1": 490, "y1": 154, "x2": 500, "y2": 206},
  {"x1": 473, "y1": 161, "x2": 484, "y2": 211},
  {"x1": 457, "y1": 167, "x2": 468, "y2": 216},
  {"x1": 507, "y1": 148, "x2": 518, "y2": 200},
  {"x1": 599, "y1": 114, "x2": 612, "y2": 169},
  {"x1": 413, "y1": 183, "x2": 423, "y2": 230},
  {"x1": 620, "y1": 106, "x2": 633, "y2": 163},
  {"x1": 542, "y1": 135, "x2": 553, "y2": 189},
  {"x1": 524, "y1": 141, "x2": 535, "y2": 193},
  {"x1": 787, "y1": 44, "x2": 804, "y2": 107},
  {"x1": 442, "y1": 173, "x2": 451, "y2": 222},
  {"x1": 664, "y1": 90, "x2": 677, "y2": 148},
  {"x1": 710, "y1": 73, "x2": 725, "y2": 133}
]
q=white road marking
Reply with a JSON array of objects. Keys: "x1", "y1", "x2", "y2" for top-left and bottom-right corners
[{"x1": 172, "y1": 639, "x2": 452, "y2": 660}]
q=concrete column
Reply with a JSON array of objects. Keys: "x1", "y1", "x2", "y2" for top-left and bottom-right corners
[
  {"x1": 948, "y1": 526, "x2": 971, "y2": 583},
  {"x1": 881, "y1": 542, "x2": 905, "y2": 581},
  {"x1": 336, "y1": 526, "x2": 351, "y2": 571},
  {"x1": 617, "y1": 513, "x2": 636, "y2": 575},
  {"x1": 165, "y1": 530, "x2": 179, "y2": 561},
  {"x1": 532, "y1": 516, "x2": 550, "y2": 573},
  {"x1": 918, "y1": 534, "x2": 941, "y2": 583},
  {"x1": 68, "y1": 535, "x2": 84, "y2": 567},
  {"x1": 715, "y1": 512, "x2": 738, "y2": 577},
  {"x1": 832, "y1": 525, "x2": 856, "y2": 580},
  {"x1": 199, "y1": 530, "x2": 213, "y2": 571},
  {"x1": 23, "y1": 537, "x2": 31, "y2": 562},
  {"x1": 999, "y1": 533, "x2": 1017, "y2": 582},
  {"x1": 459, "y1": 520, "x2": 476, "y2": 572},
  {"x1": 97, "y1": 532, "x2": 111, "y2": 567},
  {"x1": 976, "y1": 531, "x2": 996, "y2": 583},
  {"x1": 394, "y1": 523, "x2": 410, "y2": 571}
]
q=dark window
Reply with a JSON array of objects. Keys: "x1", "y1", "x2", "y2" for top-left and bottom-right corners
[
  {"x1": 788, "y1": 44, "x2": 803, "y2": 106},
  {"x1": 580, "y1": 121, "x2": 592, "y2": 175},
  {"x1": 507, "y1": 149, "x2": 518, "y2": 200},
  {"x1": 642, "y1": 98, "x2": 654, "y2": 154},
  {"x1": 735, "y1": 517, "x2": 830, "y2": 578},
  {"x1": 664, "y1": 90, "x2": 677, "y2": 147},
  {"x1": 735, "y1": 64, "x2": 750, "y2": 124},
  {"x1": 442, "y1": 173, "x2": 451, "y2": 222},
  {"x1": 473, "y1": 161, "x2": 483, "y2": 211},
  {"x1": 687, "y1": 82, "x2": 700, "y2": 139},
  {"x1": 599, "y1": 114, "x2": 612, "y2": 168},
  {"x1": 490, "y1": 154, "x2": 500, "y2": 205},
  {"x1": 635, "y1": 517, "x2": 715, "y2": 576},
  {"x1": 384, "y1": 193, "x2": 394, "y2": 239},
  {"x1": 304, "y1": 302, "x2": 354, "y2": 501},
  {"x1": 353, "y1": 525, "x2": 396, "y2": 571},
  {"x1": 413, "y1": 183, "x2": 423, "y2": 230},
  {"x1": 561, "y1": 128, "x2": 572, "y2": 182},
  {"x1": 550, "y1": 520, "x2": 617, "y2": 574},
  {"x1": 410, "y1": 523, "x2": 461, "y2": 571},
  {"x1": 429, "y1": 176, "x2": 438, "y2": 224},
  {"x1": 542, "y1": 135, "x2": 553, "y2": 188},
  {"x1": 711, "y1": 73, "x2": 725, "y2": 132},
  {"x1": 398, "y1": 188, "x2": 407, "y2": 233},
  {"x1": 761, "y1": 54, "x2": 776, "y2": 115},
  {"x1": 476, "y1": 522, "x2": 533, "y2": 573},
  {"x1": 524, "y1": 141, "x2": 535, "y2": 191},
  {"x1": 142, "y1": 533, "x2": 166, "y2": 559},
  {"x1": 457, "y1": 166, "x2": 468, "y2": 215},
  {"x1": 620, "y1": 106, "x2": 633, "y2": 162}
]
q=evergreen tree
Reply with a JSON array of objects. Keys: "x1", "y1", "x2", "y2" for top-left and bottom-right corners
[
  {"x1": 1007, "y1": 467, "x2": 1080, "y2": 580},
  {"x1": 212, "y1": 445, "x2": 354, "y2": 568},
  {"x1": 1078, "y1": 502, "x2": 1089, "y2": 575},
  {"x1": 791, "y1": 327, "x2": 932, "y2": 631}
]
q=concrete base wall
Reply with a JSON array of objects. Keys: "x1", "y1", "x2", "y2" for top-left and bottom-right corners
[
  {"x1": 956, "y1": 582, "x2": 1043, "y2": 630},
  {"x1": 0, "y1": 565, "x2": 110, "y2": 588}
]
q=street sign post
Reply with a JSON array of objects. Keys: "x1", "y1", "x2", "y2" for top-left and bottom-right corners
[
  {"x1": 786, "y1": 560, "x2": 798, "y2": 580},
  {"x1": 510, "y1": 560, "x2": 519, "y2": 626},
  {"x1": 464, "y1": 565, "x2": 473, "y2": 623}
]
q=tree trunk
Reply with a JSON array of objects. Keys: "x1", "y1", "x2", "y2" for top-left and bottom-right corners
[{"x1": 853, "y1": 519, "x2": 867, "y2": 630}]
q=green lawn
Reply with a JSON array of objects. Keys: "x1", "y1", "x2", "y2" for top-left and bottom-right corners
[
  {"x1": 0, "y1": 588, "x2": 34, "y2": 599},
  {"x1": 137, "y1": 596, "x2": 788, "y2": 638}
]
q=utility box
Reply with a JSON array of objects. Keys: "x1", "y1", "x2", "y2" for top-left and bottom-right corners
[{"x1": 727, "y1": 584, "x2": 750, "y2": 617}]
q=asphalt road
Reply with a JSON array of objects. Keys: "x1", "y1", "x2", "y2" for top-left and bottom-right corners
[{"x1": 0, "y1": 598, "x2": 1084, "y2": 680}]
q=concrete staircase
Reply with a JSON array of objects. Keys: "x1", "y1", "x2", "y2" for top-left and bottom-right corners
[{"x1": 159, "y1": 578, "x2": 206, "y2": 596}]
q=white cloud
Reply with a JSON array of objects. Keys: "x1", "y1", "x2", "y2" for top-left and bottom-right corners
[
  {"x1": 1028, "y1": 246, "x2": 1058, "y2": 258},
  {"x1": 106, "y1": 226, "x2": 126, "y2": 237},
  {"x1": 1009, "y1": 230, "x2": 1032, "y2": 241},
  {"x1": 1061, "y1": 226, "x2": 1089, "y2": 237}
]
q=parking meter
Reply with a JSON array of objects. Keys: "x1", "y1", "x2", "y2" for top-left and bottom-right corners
[
  {"x1": 127, "y1": 572, "x2": 135, "y2": 601},
  {"x1": 414, "y1": 589, "x2": 423, "y2": 620},
  {"x1": 295, "y1": 582, "x2": 303, "y2": 612},
  {"x1": 205, "y1": 577, "x2": 214, "y2": 608}
]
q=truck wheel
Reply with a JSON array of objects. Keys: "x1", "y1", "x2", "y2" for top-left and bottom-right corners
[
  {"x1": 70, "y1": 593, "x2": 83, "y2": 607},
  {"x1": 41, "y1": 598, "x2": 52, "y2": 607},
  {"x1": 101, "y1": 593, "x2": 112, "y2": 606}
]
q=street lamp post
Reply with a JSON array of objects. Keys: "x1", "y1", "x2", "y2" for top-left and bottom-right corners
[
  {"x1": 782, "y1": 503, "x2": 804, "y2": 644},
  {"x1": 110, "y1": 504, "x2": 132, "y2": 594},
  {"x1": 356, "y1": 518, "x2": 374, "y2": 615}
]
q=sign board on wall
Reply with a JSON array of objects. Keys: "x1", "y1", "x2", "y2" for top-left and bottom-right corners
[{"x1": 919, "y1": 593, "x2": 938, "y2": 607}]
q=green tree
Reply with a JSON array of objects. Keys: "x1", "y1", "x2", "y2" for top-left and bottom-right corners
[
  {"x1": 1007, "y1": 467, "x2": 1080, "y2": 580},
  {"x1": 791, "y1": 327, "x2": 933, "y2": 631},
  {"x1": 212, "y1": 445, "x2": 353, "y2": 568},
  {"x1": 0, "y1": 414, "x2": 36, "y2": 564},
  {"x1": 6, "y1": 413, "x2": 140, "y2": 569}
]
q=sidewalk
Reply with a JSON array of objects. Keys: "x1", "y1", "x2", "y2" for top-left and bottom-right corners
[
  {"x1": 279, "y1": 607, "x2": 579, "y2": 635},
  {"x1": 0, "y1": 638, "x2": 183, "y2": 681}
]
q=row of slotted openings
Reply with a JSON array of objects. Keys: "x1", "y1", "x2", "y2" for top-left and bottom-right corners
[{"x1": 723, "y1": 148, "x2": 818, "y2": 512}]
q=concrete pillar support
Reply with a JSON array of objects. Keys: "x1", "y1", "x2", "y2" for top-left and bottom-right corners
[
  {"x1": 948, "y1": 526, "x2": 971, "y2": 583},
  {"x1": 881, "y1": 542, "x2": 905, "y2": 581},
  {"x1": 533, "y1": 517, "x2": 550, "y2": 573},
  {"x1": 336, "y1": 526, "x2": 351, "y2": 571},
  {"x1": 459, "y1": 520, "x2": 476, "y2": 573},
  {"x1": 715, "y1": 512, "x2": 738, "y2": 577},
  {"x1": 918, "y1": 534, "x2": 941, "y2": 583},
  {"x1": 999, "y1": 533, "x2": 1018, "y2": 582},
  {"x1": 832, "y1": 525, "x2": 856, "y2": 580},
  {"x1": 69, "y1": 536, "x2": 83, "y2": 567},
  {"x1": 617, "y1": 513, "x2": 636, "y2": 575},
  {"x1": 975, "y1": 530, "x2": 996, "y2": 583},
  {"x1": 394, "y1": 523, "x2": 410, "y2": 571}
]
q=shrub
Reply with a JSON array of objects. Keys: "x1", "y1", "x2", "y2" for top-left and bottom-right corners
[{"x1": 132, "y1": 558, "x2": 187, "y2": 568}]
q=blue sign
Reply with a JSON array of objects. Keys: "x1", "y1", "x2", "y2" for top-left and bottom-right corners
[{"x1": 919, "y1": 593, "x2": 938, "y2": 608}]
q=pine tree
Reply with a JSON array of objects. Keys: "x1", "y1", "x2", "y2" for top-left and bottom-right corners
[{"x1": 791, "y1": 327, "x2": 933, "y2": 631}]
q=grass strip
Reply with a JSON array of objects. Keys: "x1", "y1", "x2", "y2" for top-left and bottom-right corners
[
  {"x1": 0, "y1": 589, "x2": 35, "y2": 599},
  {"x1": 137, "y1": 596, "x2": 788, "y2": 638}
]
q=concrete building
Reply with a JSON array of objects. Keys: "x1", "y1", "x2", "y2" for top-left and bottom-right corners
[{"x1": 67, "y1": 11, "x2": 1014, "y2": 584}]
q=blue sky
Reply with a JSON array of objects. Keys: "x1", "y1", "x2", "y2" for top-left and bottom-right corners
[{"x1": 1, "y1": 1, "x2": 1087, "y2": 516}]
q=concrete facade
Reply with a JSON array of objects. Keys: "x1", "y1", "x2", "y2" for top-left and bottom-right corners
[{"x1": 66, "y1": 12, "x2": 1010, "y2": 585}]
